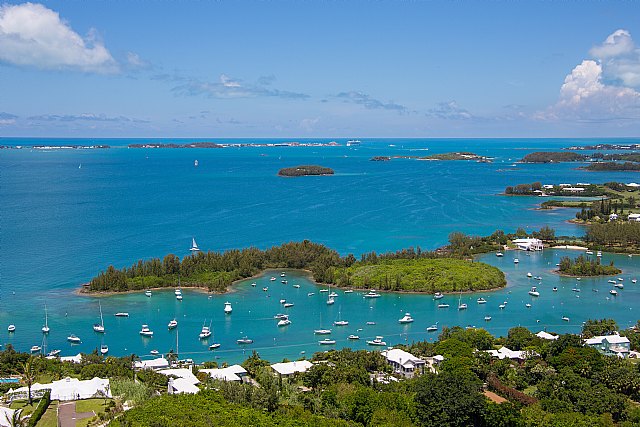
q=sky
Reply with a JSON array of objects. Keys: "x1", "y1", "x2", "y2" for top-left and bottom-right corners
[{"x1": 0, "y1": 1, "x2": 640, "y2": 138}]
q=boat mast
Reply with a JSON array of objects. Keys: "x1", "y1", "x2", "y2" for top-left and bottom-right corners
[{"x1": 99, "y1": 302, "x2": 104, "y2": 327}]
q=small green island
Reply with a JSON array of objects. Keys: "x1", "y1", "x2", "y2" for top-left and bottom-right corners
[
  {"x1": 557, "y1": 255, "x2": 621, "y2": 277},
  {"x1": 370, "y1": 152, "x2": 491, "y2": 162},
  {"x1": 85, "y1": 240, "x2": 505, "y2": 295},
  {"x1": 520, "y1": 152, "x2": 586, "y2": 163},
  {"x1": 581, "y1": 162, "x2": 640, "y2": 172},
  {"x1": 277, "y1": 165, "x2": 334, "y2": 177}
]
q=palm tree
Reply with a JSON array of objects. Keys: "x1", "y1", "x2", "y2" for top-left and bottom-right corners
[
  {"x1": 5, "y1": 408, "x2": 27, "y2": 427},
  {"x1": 17, "y1": 357, "x2": 37, "y2": 406}
]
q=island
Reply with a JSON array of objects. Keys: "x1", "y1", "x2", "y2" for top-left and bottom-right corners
[
  {"x1": 278, "y1": 165, "x2": 334, "y2": 177},
  {"x1": 580, "y1": 162, "x2": 640, "y2": 172},
  {"x1": 564, "y1": 143, "x2": 640, "y2": 150},
  {"x1": 520, "y1": 152, "x2": 586, "y2": 163},
  {"x1": 83, "y1": 240, "x2": 506, "y2": 295},
  {"x1": 557, "y1": 255, "x2": 621, "y2": 276},
  {"x1": 369, "y1": 152, "x2": 491, "y2": 162}
]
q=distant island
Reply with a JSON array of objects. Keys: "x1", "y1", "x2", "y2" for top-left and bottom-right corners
[
  {"x1": 520, "y1": 152, "x2": 586, "y2": 163},
  {"x1": 128, "y1": 141, "x2": 341, "y2": 149},
  {"x1": 0, "y1": 144, "x2": 110, "y2": 150},
  {"x1": 278, "y1": 165, "x2": 334, "y2": 177},
  {"x1": 564, "y1": 143, "x2": 640, "y2": 151},
  {"x1": 369, "y1": 152, "x2": 491, "y2": 162},
  {"x1": 128, "y1": 142, "x2": 223, "y2": 149},
  {"x1": 580, "y1": 162, "x2": 640, "y2": 172}
]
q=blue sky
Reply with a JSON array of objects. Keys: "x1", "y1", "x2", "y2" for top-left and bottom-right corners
[{"x1": 1, "y1": 1, "x2": 639, "y2": 138}]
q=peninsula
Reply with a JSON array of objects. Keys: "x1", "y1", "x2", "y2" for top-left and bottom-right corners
[{"x1": 278, "y1": 165, "x2": 334, "y2": 177}]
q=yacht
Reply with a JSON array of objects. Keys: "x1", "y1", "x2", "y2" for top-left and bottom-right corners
[
  {"x1": 528, "y1": 287, "x2": 540, "y2": 297},
  {"x1": 270, "y1": 277, "x2": 276, "y2": 282},
  {"x1": 42, "y1": 304, "x2": 50, "y2": 334},
  {"x1": 562, "y1": 316, "x2": 570, "y2": 322},
  {"x1": 307, "y1": 292, "x2": 315, "y2": 296},
  {"x1": 527, "y1": 272, "x2": 532, "y2": 278},
  {"x1": 30, "y1": 345, "x2": 41, "y2": 353},
  {"x1": 364, "y1": 290, "x2": 381, "y2": 298},
  {"x1": 145, "y1": 290, "x2": 152, "y2": 297},
  {"x1": 115, "y1": 312, "x2": 129, "y2": 317},
  {"x1": 168, "y1": 319, "x2": 178, "y2": 329},
  {"x1": 367, "y1": 336, "x2": 387, "y2": 346},
  {"x1": 67, "y1": 334, "x2": 81, "y2": 343},
  {"x1": 334, "y1": 320, "x2": 349, "y2": 326},
  {"x1": 237, "y1": 337, "x2": 253, "y2": 344},
  {"x1": 398, "y1": 313, "x2": 414, "y2": 324},
  {"x1": 477, "y1": 298, "x2": 487, "y2": 304},
  {"x1": 496, "y1": 252, "x2": 504, "y2": 257},
  {"x1": 7, "y1": 325, "x2": 15, "y2": 332},
  {"x1": 139, "y1": 325, "x2": 153, "y2": 337},
  {"x1": 47, "y1": 350, "x2": 61, "y2": 357},
  {"x1": 426, "y1": 324, "x2": 438, "y2": 332},
  {"x1": 284, "y1": 302, "x2": 294, "y2": 308},
  {"x1": 525, "y1": 303, "x2": 532, "y2": 308},
  {"x1": 484, "y1": 316, "x2": 492, "y2": 321},
  {"x1": 209, "y1": 343, "x2": 221, "y2": 350},
  {"x1": 93, "y1": 302, "x2": 106, "y2": 333},
  {"x1": 224, "y1": 302, "x2": 233, "y2": 314},
  {"x1": 314, "y1": 329, "x2": 332, "y2": 335},
  {"x1": 514, "y1": 258, "x2": 519, "y2": 264},
  {"x1": 610, "y1": 289, "x2": 618, "y2": 296},
  {"x1": 326, "y1": 297, "x2": 335, "y2": 305},
  {"x1": 348, "y1": 335, "x2": 360, "y2": 340},
  {"x1": 199, "y1": 323, "x2": 212, "y2": 339},
  {"x1": 433, "y1": 292, "x2": 444, "y2": 300},
  {"x1": 438, "y1": 303, "x2": 450, "y2": 308},
  {"x1": 277, "y1": 318, "x2": 291, "y2": 327},
  {"x1": 319, "y1": 338, "x2": 336, "y2": 345},
  {"x1": 100, "y1": 344, "x2": 109, "y2": 355},
  {"x1": 190, "y1": 237, "x2": 200, "y2": 252}
]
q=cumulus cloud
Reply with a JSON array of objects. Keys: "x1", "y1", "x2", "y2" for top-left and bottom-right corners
[
  {"x1": 173, "y1": 74, "x2": 309, "y2": 100},
  {"x1": 0, "y1": 2, "x2": 117, "y2": 73},
  {"x1": 426, "y1": 101, "x2": 474, "y2": 120},
  {"x1": 335, "y1": 91, "x2": 407, "y2": 113},
  {"x1": 28, "y1": 113, "x2": 149, "y2": 123},
  {"x1": 590, "y1": 29, "x2": 640, "y2": 88}
]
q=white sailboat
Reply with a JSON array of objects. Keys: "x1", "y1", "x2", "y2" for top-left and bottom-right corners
[
  {"x1": 334, "y1": 309, "x2": 348, "y2": 326},
  {"x1": 41, "y1": 304, "x2": 50, "y2": 334},
  {"x1": 93, "y1": 302, "x2": 105, "y2": 333},
  {"x1": 457, "y1": 291, "x2": 467, "y2": 310},
  {"x1": 190, "y1": 238, "x2": 200, "y2": 252}
]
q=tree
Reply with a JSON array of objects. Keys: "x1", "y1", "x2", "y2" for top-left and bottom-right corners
[
  {"x1": 4, "y1": 409, "x2": 27, "y2": 427},
  {"x1": 581, "y1": 319, "x2": 619, "y2": 338},
  {"x1": 505, "y1": 326, "x2": 538, "y2": 350},
  {"x1": 17, "y1": 357, "x2": 36, "y2": 406}
]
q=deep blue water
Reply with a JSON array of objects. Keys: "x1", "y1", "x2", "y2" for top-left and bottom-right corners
[{"x1": 1, "y1": 137, "x2": 639, "y2": 363}]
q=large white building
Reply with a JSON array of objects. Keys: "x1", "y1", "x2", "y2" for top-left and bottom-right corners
[
  {"x1": 512, "y1": 238, "x2": 544, "y2": 251},
  {"x1": 381, "y1": 348, "x2": 426, "y2": 378}
]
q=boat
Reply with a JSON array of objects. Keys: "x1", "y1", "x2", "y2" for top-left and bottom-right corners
[
  {"x1": 334, "y1": 320, "x2": 349, "y2": 326},
  {"x1": 496, "y1": 252, "x2": 504, "y2": 257},
  {"x1": 150, "y1": 350, "x2": 159, "y2": 355},
  {"x1": 499, "y1": 304, "x2": 505, "y2": 309},
  {"x1": 438, "y1": 303, "x2": 450, "y2": 308},
  {"x1": 552, "y1": 287, "x2": 558, "y2": 292},
  {"x1": 209, "y1": 343, "x2": 221, "y2": 350},
  {"x1": 284, "y1": 302, "x2": 294, "y2": 308},
  {"x1": 115, "y1": 312, "x2": 129, "y2": 317},
  {"x1": 477, "y1": 298, "x2": 487, "y2": 304},
  {"x1": 618, "y1": 277, "x2": 624, "y2": 282},
  {"x1": 270, "y1": 277, "x2": 276, "y2": 282},
  {"x1": 528, "y1": 287, "x2": 540, "y2": 297},
  {"x1": 484, "y1": 316, "x2": 492, "y2": 321},
  {"x1": 251, "y1": 282, "x2": 257, "y2": 287},
  {"x1": 398, "y1": 313, "x2": 414, "y2": 324},
  {"x1": 344, "y1": 289, "x2": 354, "y2": 293},
  {"x1": 277, "y1": 318, "x2": 291, "y2": 327},
  {"x1": 190, "y1": 237, "x2": 200, "y2": 252},
  {"x1": 47, "y1": 350, "x2": 61, "y2": 357},
  {"x1": 199, "y1": 322, "x2": 212, "y2": 339},
  {"x1": 42, "y1": 304, "x2": 50, "y2": 334},
  {"x1": 328, "y1": 292, "x2": 338, "y2": 298},
  {"x1": 525, "y1": 303, "x2": 532, "y2": 308},
  {"x1": 168, "y1": 319, "x2": 178, "y2": 329},
  {"x1": 224, "y1": 302, "x2": 233, "y2": 314},
  {"x1": 326, "y1": 297, "x2": 335, "y2": 305},
  {"x1": 93, "y1": 302, "x2": 106, "y2": 333},
  {"x1": 457, "y1": 291, "x2": 467, "y2": 310},
  {"x1": 367, "y1": 336, "x2": 387, "y2": 346},
  {"x1": 281, "y1": 280, "x2": 288, "y2": 284},
  {"x1": 633, "y1": 279, "x2": 637, "y2": 284},
  {"x1": 319, "y1": 289, "x2": 329, "y2": 293},
  {"x1": 366, "y1": 321, "x2": 376, "y2": 325},
  {"x1": 139, "y1": 325, "x2": 153, "y2": 337},
  {"x1": 145, "y1": 290, "x2": 152, "y2": 297},
  {"x1": 527, "y1": 272, "x2": 532, "y2": 278},
  {"x1": 434, "y1": 292, "x2": 444, "y2": 300},
  {"x1": 194, "y1": 159, "x2": 198, "y2": 167},
  {"x1": 426, "y1": 324, "x2": 438, "y2": 332},
  {"x1": 175, "y1": 288, "x2": 182, "y2": 296},
  {"x1": 100, "y1": 344, "x2": 109, "y2": 355},
  {"x1": 274, "y1": 313, "x2": 287, "y2": 320},
  {"x1": 314, "y1": 329, "x2": 332, "y2": 335},
  {"x1": 30, "y1": 345, "x2": 41, "y2": 353},
  {"x1": 534, "y1": 276, "x2": 542, "y2": 281},
  {"x1": 7, "y1": 325, "x2": 15, "y2": 332},
  {"x1": 608, "y1": 280, "x2": 617, "y2": 284},
  {"x1": 280, "y1": 273, "x2": 286, "y2": 277},
  {"x1": 319, "y1": 338, "x2": 336, "y2": 345},
  {"x1": 176, "y1": 294, "x2": 183, "y2": 301},
  {"x1": 572, "y1": 287, "x2": 581, "y2": 293},
  {"x1": 514, "y1": 258, "x2": 519, "y2": 264},
  {"x1": 293, "y1": 284, "x2": 300, "y2": 288},
  {"x1": 307, "y1": 292, "x2": 315, "y2": 296},
  {"x1": 348, "y1": 335, "x2": 360, "y2": 340},
  {"x1": 237, "y1": 337, "x2": 253, "y2": 344},
  {"x1": 346, "y1": 139, "x2": 361, "y2": 146},
  {"x1": 363, "y1": 290, "x2": 381, "y2": 298},
  {"x1": 263, "y1": 287, "x2": 268, "y2": 292},
  {"x1": 279, "y1": 299, "x2": 286, "y2": 304},
  {"x1": 586, "y1": 250, "x2": 593, "y2": 255},
  {"x1": 562, "y1": 316, "x2": 570, "y2": 322},
  {"x1": 67, "y1": 334, "x2": 81, "y2": 343},
  {"x1": 597, "y1": 251, "x2": 602, "y2": 257},
  {"x1": 615, "y1": 283, "x2": 624, "y2": 289},
  {"x1": 610, "y1": 289, "x2": 618, "y2": 295}
]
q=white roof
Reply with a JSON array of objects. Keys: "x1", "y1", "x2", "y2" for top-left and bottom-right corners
[
  {"x1": 168, "y1": 378, "x2": 200, "y2": 394},
  {"x1": 512, "y1": 238, "x2": 542, "y2": 244},
  {"x1": 200, "y1": 365, "x2": 247, "y2": 382},
  {"x1": 585, "y1": 334, "x2": 630, "y2": 345},
  {"x1": 536, "y1": 331, "x2": 559, "y2": 340},
  {"x1": 381, "y1": 348, "x2": 425, "y2": 368},
  {"x1": 0, "y1": 406, "x2": 15, "y2": 427},
  {"x1": 485, "y1": 347, "x2": 527, "y2": 360},
  {"x1": 10, "y1": 377, "x2": 111, "y2": 401},
  {"x1": 271, "y1": 360, "x2": 314, "y2": 376},
  {"x1": 134, "y1": 357, "x2": 169, "y2": 370},
  {"x1": 158, "y1": 368, "x2": 199, "y2": 385},
  {"x1": 629, "y1": 213, "x2": 640, "y2": 219},
  {"x1": 627, "y1": 182, "x2": 640, "y2": 187},
  {"x1": 60, "y1": 353, "x2": 83, "y2": 364}
]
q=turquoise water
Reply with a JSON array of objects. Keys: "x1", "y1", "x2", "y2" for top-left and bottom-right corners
[{"x1": 1, "y1": 138, "x2": 639, "y2": 363}]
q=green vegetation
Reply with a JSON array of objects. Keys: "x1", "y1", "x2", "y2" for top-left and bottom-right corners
[
  {"x1": 330, "y1": 258, "x2": 506, "y2": 293},
  {"x1": 278, "y1": 165, "x2": 334, "y2": 176},
  {"x1": 558, "y1": 255, "x2": 621, "y2": 276},
  {"x1": 505, "y1": 182, "x2": 607, "y2": 197},
  {"x1": 521, "y1": 151, "x2": 585, "y2": 163},
  {"x1": 586, "y1": 222, "x2": 640, "y2": 248},
  {"x1": 595, "y1": 153, "x2": 640, "y2": 162},
  {"x1": 421, "y1": 151, "x2": 485, "y2": 160},
  {"x1": 582, "y1": 162, "x2": 640, "y2": 171},
  {"x1": 35, "y1": 401, "x2": 58, "y2": 427}
]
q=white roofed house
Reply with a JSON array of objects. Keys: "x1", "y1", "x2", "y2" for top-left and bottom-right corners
[
  {"x1": 200, "y1": 365, "x2": 248, "y2": 382},
  {"x1": 134, "y1": 357, "x2": 170, "y2": 371},
  {"x1": 7, "y1": 377, "x2": 111, "y2": 402},
  {"x1": 158, "y1": 368, "x2": 200, "y2": 394},
  {"x1": 628, "y1": 213, "x2": 640, "y2": 222},
  {"x1": 512, "y1": 238, "x2": 544, "y2": 251},
  {"x1": 271, "y1": 360, "x2": 314, "y2": 378},
  {"x1": 381, "y1": 348, "x2": 426, "y2": 378},
  {"x1": 584, "y1": 333, "x2": 631, "y2": 358}
]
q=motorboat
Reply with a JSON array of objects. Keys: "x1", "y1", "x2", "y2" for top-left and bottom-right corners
[
  {"x1": 319, "y1": 289, "x2": 329, "y2": 293},
  {"x1": 608, "y1": 280, "x2": 617, "y2": 284},
  {"x1": 525, "y1": 303, "x2": 532, "y2": 308},
  {"x1": 484, "y1": 316, "x2": 492, "y2": 321},
  {"x1": 344, "y1": 289, "x2": 354, "y2": 293},
  {"x1": 610, "y1": 289, "x2": 618, "y2": 296},
  {"x1": 115, "y1": 312, "x2": 129, "y2": 317},
  {"x1": 586, "y1": 250, "x2": 593, "y2": 255},
  {"x1": 174, "y1": 288, "x2": 182, "y2": 296},
  {"x1": 426, "y1": 324, "x2": 438, "y2": 332},
  {"x1": 280, "y1": 272, "x2": 286, "y2": 277},
  {"x1": 597, "y1": 251, "x2": 602, "y2": 257},
  {"x1": 47, "y1": 350, "x2": 61, "y2": 357},
  {"x1": 251, "y1": 282, "x2": 257, "y2": 287},
  {"x1": 477, "y1": 298, "x2": 487, "y2": 304},
  {"x1": 224, "y1": 302, "x2": 233, "y2": 314},
  {"x1": 527, "y1": 272, "x2": 532, "y2": 278},
  {"x1": 553, "y1": 287, "x2": 558, "y2": 292},
  {"x1": 438, "y1": 303, "x2": 450, "y2": 308},
  {"x1": 237, "y1": 337, "x2": 253, "y2": 344},
  {"x1": 293, "y1": 284, "x2": 301, "y2": 288},
  {"x1": 308, "y1": 292, "x2": 315, "y2": 296},
  {"x1": 67, "y1": 334, "x2": 81, "y2": 343},
  {"x1": 615, "y1": 283, "x2": 624, "y2": 289},
  {"x1": 145, "y1": 290, "x2": 152, "y2": 297},
  {"x1": 572, "y1": 287, "x2": 581, "y2": 292},
  {"x1": 398, "y1": 313, "x2": 414, "y2": 324},
  {"x1": 334, "y1": 320, "x2": 349, "y2": 326},
  {"x1": 278, "y1": 318, "x2": 291, "y2": 327},
  {"x1": 139, "y1": 325, "x2": 153, "y2": 337},
  {"x1": 617, "y1": 277, "x2": 624, "y2": 282},
  {"x1": 209, "y1": 343, "x2": 221, "y2": 350},
  {"x1": 284, "y1": 303, "x2": 294, "y2": 308},
  {"x1": 364, "y1": 290, "x2": 381, "y2": 298},
  {"x1": 367, "y1": 336, "x2": 387, "y2": 346},
  {"x1": 281, "y1": 280, "x2": 288, "y2": 284},
  {"x1": 348, "y1": 335, "x2": 360, "y2": 340},
  {"x1": 263, "y1": 287, "x2": 268, "y2": 292},
  {"x1": 279, "y1": 299, "x2": 286, "y2": 304},
  {"x1": 168, "y1": 319, "x2": 178, "y2": 329},
  {"x1": 499, "y1": 304, "x2": 506, "y2": 309},
  {"x1": 150, "y1": 350, "x2": 159, "y2": 355},
  {"x1": 514, "y1": 258, "x2": 519, "y2": 264},
  {"x1": 319, "y1": 338, "x2": 336, "y2": 345},
  {"x1": 633, "y1": 279, "x2": 638, "y2": 284},
  {"x1": 274, "y1": 313, "x2": 288, "y2": 320},
  {"x1": 270, "y1": 277, "x2": 276, "y2": 282},
  {"x1": 328, "y1": 292, "x2": 338, "y2": 298},
  {"x1": 199, "y1": 324, "x2": 212, "y2": 339},
  {"x1": 562, "y1": 316, "x2": 570, "y2": 322},
  {"x1": 7, "y1": 324, "x2": 16, "y2": 333},
  {"x1": 366, "y1": 321, "x2": 376, "y2": 325},
  {"x1": 434, "y1": 292, "x2": 444, "y2": 300},
  {"x1": 326, "y1": 297, "x2": 335, "y2": 305},
  {"x1": 528, "y1": 287, "x2": 540, "y2": 297},
  {"x1": 100, "y1": 344, "x2": 109, "y2": 355},
  {"x1": 314, "y1": 329, "x2": 332, "y2": 335},
  {"x1": 30, "y1": 345, "x2": 41, "y2": 353},
  {"x1": 534, "y1": 276, "x2": 542, "y2": 281},
  {"x1": 176, "y1": 294, "x2": 183, "y2": 301},
  {"x1": 458, "y1": 303, "x2": 468, "y2": 310},
  {"x1": 496, "y1": 252, "x2": 504, "y2": 257}
]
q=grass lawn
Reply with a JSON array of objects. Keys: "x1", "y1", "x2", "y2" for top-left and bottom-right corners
[
  {"x1": 9, "y1": 400, "x2": 37, "y2": 416},
  {"x1": 75, "y1": 398, "x2": 113, "y2": 427},
  {"x1": 36, "y1": 401, "x2": 58, "y2": 427}
]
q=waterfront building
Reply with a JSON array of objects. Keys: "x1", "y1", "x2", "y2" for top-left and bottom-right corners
[
  {"x1": 512, "y1": 238, "x2": 544, "y2": 251},
  {"x1": 584, "y1": 333, "x2": 630, "y2": 358}
]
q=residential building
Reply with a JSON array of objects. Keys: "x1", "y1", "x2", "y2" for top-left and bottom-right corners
[
  {"x1": 584, "y1": 333, "x2": 630, "y2": 358},
  {"x1": 381, "y1": 348, "x2": 426, "y2": 377}
]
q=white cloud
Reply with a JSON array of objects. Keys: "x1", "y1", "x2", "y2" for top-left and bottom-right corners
[
  {"x1": 426, "y1": 101, "x2": 474, "y2": 120},
  {"x1": 126, "y1": 52, "x2": 148, "y2": 69},
  {"x1": 0, "y1": 2, "x2": 117, "y2": 73},
  {"x1": 172, "y1": 73, "x2": 309, "y2": 99},
  {"x1": 590, "y1": 29, "x2": 640, "y2": 87},
  {"x1": 590, "y1": 29, "x2": 635, "y2": 59}
]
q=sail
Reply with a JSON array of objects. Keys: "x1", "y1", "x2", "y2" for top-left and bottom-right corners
[{"x1": 190, "y1": 238, "x2": 199, "y2": 251}]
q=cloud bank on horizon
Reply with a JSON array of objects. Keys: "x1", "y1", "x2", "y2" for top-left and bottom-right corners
[{"x1": 0, "y1": 2, "x2": 639, "y2": 137}]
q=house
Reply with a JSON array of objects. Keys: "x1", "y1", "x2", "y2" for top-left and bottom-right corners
[
  {"x1": 59, "y1": 353, "x2": 83, "y2": 364},
  {"x1": 485, "y1": 347, "x2": 530, "y2": 361},
  {"x1": 271, "y1": 360, "x2": 314, "y2": 377},
  {"x1": 512, "y1": 238, "x2": 544, "y2": 251},
  {"x1": 168, "y1": 378, "x2": 200, "y2": 395},
  {"x1": 381, "y1": 348, "x2": 426, "y2": 377},
  {"x1": 200, "y1": 365, "x2": 248, "y2": 382},
  {"x1": 543, "y1": 184, "x2": 554, "y2": 190},
  {"x1": 134, "y1": 357, "x2": 170, "y2": 370},
  {"x1": 627, "y1": 183, "x2": 640, "y2": 188},
  {"x1": 563, "y1": 187, "x2": 585, "y2": 193},
  {"x1": 584, "y1": 333, "x2": 630, "y2": 358},
  {"x1": 628, "y1": 213, "x2": 640, "y2": 222},
  {"x1": 8, "y1": 377, "x2": 111, "y2": 401},
  {"x1": 609, "y1": 213, "x2": 619, "y2": 221},
  {"x1": 158, "y1": 368, "x2": 199, "y2": 387},
  {"x1": 536, "y1": 331, "x2": 559, "y2": 340}
]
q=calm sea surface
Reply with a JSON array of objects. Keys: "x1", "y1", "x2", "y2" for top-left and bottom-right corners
[{"x1": 1, "y1": 138, "x2": 639, "y2": 363}]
